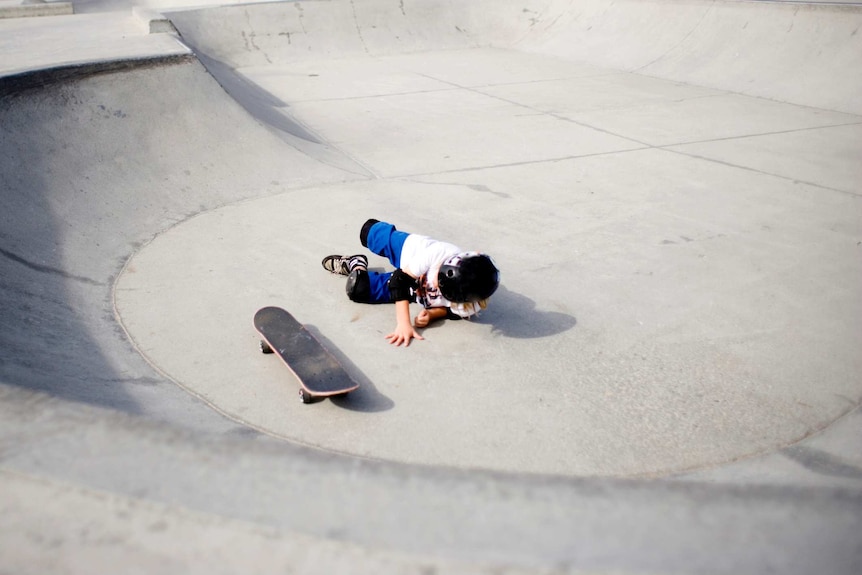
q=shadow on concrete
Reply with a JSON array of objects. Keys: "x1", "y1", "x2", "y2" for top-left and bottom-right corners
[
  {"x1": 484, "y1": 286, "x2": 577, "y2": 339},
  {"x1": 784, "y1": 445, "x2": 862, "y2": 482},
  {"x1": 305, "y1": 324, "x2": 395, "y2": 413},
  {"x1": 194, "y1": 51, "x2": 323, "y2": 144},
  {"x1": 0, "y1": 66, "x2": 146, "y2": 414}
]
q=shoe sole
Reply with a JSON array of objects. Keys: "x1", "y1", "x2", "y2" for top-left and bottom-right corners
[{"x1": 321, "y1": 255, "x2": 348, "y2": 275}]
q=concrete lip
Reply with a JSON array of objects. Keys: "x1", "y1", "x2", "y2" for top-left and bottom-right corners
[{"x1": 0, "y1": 10, "x2": 189, "y2": 76}]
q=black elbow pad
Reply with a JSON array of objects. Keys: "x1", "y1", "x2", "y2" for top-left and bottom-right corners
[{"x1": 388, "y1": 269, "x2": 417, "y2": 301}]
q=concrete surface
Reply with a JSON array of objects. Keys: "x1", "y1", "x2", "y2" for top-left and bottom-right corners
[
  {"x1": 0, "y1": 1, "x2": 73, "y2": 19},
  {"x1": 1, "y1": 0, "x2": 861, "y2": 572}
]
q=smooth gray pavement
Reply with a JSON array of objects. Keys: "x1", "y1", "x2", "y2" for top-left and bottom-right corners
[{"x1": 1, "y1": 0, "x2": 861, "y2": 573}]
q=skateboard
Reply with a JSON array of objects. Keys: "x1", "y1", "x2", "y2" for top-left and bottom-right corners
[{"x1": 253, "y1": 306, "x2": 359, "y2": 404}]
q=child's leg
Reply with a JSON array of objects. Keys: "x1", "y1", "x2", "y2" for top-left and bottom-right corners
[
  {"x1": 360, "y1": 219, "x2": 409, "y2": 269},
  {"x1": 346, "y1": 269, "x2": 394, "y2": 304}
]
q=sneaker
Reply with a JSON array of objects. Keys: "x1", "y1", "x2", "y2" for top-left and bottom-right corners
[{"x1": 322, "y1": 254, "x2": 368, "y2": 276}]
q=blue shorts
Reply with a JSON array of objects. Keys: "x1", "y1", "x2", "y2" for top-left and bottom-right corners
[
  {"x1": 362, "y1": 220, "x2": 409, "y2": 269},
  {"x1": 354, "y1": 220, "x2": 409, "y2": 304}
]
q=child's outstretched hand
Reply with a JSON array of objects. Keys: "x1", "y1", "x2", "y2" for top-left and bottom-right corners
[{"x1": 386, "y1": 322, "x2": 424, "y2": 347}]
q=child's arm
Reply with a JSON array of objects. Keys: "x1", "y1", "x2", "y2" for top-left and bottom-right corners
[
  {"x1": 414, "y1": 307, "x2": 448, "y2": 328},
  {"x1": 385, "y1": 300, "x2": 424, "y2": 347}
]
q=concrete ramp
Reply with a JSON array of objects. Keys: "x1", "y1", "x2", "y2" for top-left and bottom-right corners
[
  {"x1": 1, "y1": 0, "x2": 861, "y2": 572},
  {"x1": 0, "y1": 48, "x2": 352, "y2": 425},
  {"x1": 522, "y1": 0, "x2": 862, "y2": 115},
  {"x1": 166, "y1": 0, "x2": 862, "y2": 113}
]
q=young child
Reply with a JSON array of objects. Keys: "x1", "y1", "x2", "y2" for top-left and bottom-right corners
[{"x1": 322, "y1": 219, "x2": 500, "y2": 347}]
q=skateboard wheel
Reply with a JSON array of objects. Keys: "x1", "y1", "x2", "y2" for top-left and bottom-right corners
[
  {"x1": 299, "y1": 389, "x2": 313, "y2": 404},
  {"x1": 259, "y1": 340, "x2": 274, "y2": 354}
]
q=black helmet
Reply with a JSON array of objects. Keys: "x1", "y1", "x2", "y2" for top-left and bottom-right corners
[{"x1": 437, "y1": 252, "x2": 499, "y2": 302}]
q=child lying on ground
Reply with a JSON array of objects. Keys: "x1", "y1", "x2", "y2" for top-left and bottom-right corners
[{"x1": 322, "y1": 218, "x2": 500, "y2": 347}]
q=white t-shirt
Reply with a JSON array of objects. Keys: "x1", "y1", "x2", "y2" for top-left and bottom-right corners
[
  {"x1": 399, "y1": 235, "x2": 482, "y2": 318},
  {"x1": 399, "y1": 234, "x2": 460, "y2": 278}
]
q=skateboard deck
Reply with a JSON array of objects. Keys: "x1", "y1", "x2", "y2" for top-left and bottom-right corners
[{"x1": 253, "y1": 306, "x2": 359, "y2": 403}]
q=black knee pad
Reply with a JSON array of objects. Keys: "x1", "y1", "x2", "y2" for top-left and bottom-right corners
[
  {"x1": 359, "y1": 218, "x2": 380, "y2": 248},
  {"x1": 346, "y1": 269, "x2": 372, "y2": 303}
]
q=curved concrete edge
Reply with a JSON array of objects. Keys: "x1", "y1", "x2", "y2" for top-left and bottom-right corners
[
  {"x1": 0, "y1": 52, "x2": 193, "y2": 95},
  {"x1": 673, "y1": 405, "x2": 862, "y2": 488},
  {"x1": 1, "y1": 383, "x2": 861, "y2": 574}
]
